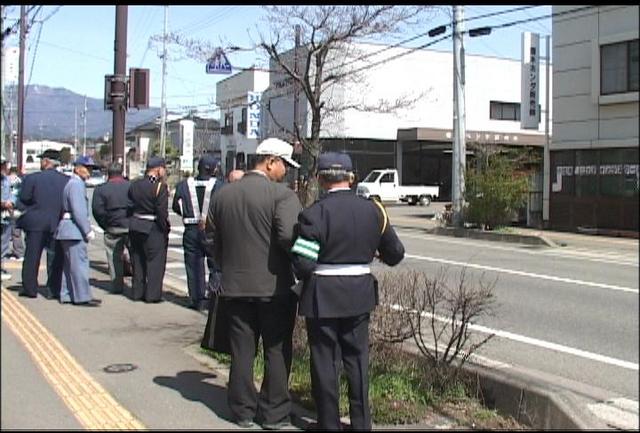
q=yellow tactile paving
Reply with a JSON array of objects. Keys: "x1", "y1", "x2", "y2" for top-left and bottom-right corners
[{"x1": 1, "y1": 287, "x2": 146, "y2": 430}]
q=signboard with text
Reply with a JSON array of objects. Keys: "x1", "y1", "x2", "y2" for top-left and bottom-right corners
[
  {"x1": 247, "y1": 92, "x2": 262, "y2": 139},
  {"x1": 521, "y1": 32, "x2": 540, "y2": 130},
  {"x1": 206, "y1": 48, "x2": 232, "y2": 75},
  {"x1": 180, "y1": 119, "x2": 195, "y2": 173}
]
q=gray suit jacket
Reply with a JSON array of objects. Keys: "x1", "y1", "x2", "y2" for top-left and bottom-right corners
[
  {"x1": 55, "y1": 175, "x2": 92, "y2": 241},
  {"x1": 206, "y1": 171, "x2": 302, "y2": 298}
]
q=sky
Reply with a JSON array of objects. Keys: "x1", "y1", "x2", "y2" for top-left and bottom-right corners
[{"x1": 2, "y1": 5, "x2": 552, "y2": 119}]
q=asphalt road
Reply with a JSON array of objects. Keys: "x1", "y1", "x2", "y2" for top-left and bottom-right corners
[{"x1": 86, "y1": 189, "x2": 639, "y2": 425}]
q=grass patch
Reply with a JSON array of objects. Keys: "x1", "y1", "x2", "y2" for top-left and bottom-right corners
[{"x1": 199, "y1": 333, "x2": 487, "y2": 426}]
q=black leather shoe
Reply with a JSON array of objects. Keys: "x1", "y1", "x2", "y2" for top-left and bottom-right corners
[
  {"x1": 18, "y1": 292, "x2": 37, "y2": 298},
  {"x1": 235, "y1": 419, "x2": 257, "y2": 429},
  {"x1": 262, "y1": 420, "x2": 291, "y2": 430},
  {"x1": 76, "y1": 299, "x2": 102, "y2": 307}
]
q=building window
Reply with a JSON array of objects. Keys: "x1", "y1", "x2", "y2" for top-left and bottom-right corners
[
  {"x1": 601, "y1": 39, "x2": 639, "y2": 95},
  {"x1": 490, "y1": 101, "x2": 543, "y2": 122},
  {"x1": 221, "y1": 112, "x2": 234, "y2": 135}
]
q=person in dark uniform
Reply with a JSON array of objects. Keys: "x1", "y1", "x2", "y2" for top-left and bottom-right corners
[
  {"x1": 172, "y1": 155, "x2": 223, "y2": 310},
  {"x1": 127, "y1": 156, "x2": 170, "y2": 303},
  {"x1": 291, "y1": 152, "x2": 405, "y2": 431},
  {"x1": 17, "y1": 156, "x2": 70, "y2": 299},
  {"x1": 92, "y1": 162, "x2": 131, "y2": 294}
]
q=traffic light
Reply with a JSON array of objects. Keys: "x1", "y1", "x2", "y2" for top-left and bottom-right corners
[{"x1": 128, "y1": 68, "x2": 150, "y2": 109}]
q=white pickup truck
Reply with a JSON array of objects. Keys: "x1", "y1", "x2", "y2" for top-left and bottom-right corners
[{"x1": 356, "y1": 169, "x2": 439, "y2": 206}]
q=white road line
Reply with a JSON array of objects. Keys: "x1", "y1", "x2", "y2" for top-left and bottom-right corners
[
  {"x1": 404, "y1": 253, "x2": 638, "y2": 294},
  {"x1": 390, "y1": 304, "x2": 639, "y2": 371}
]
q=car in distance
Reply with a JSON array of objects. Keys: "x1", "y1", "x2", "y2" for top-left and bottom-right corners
[{"x1": 85, "y1": 169, "x2": 107, "y2": 187}]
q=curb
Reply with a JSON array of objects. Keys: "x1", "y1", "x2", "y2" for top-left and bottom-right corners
[{"x1": 395, "y1": 223, "x2": 558, "y2": 247}]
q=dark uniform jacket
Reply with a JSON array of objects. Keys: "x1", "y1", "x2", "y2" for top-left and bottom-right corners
[
  {"x1": 17, "y1": 168, "x2": 70, "y2": 232},
  {"x1": 205, "y1": 171, "x2": 302, "y2": 298},
  {"x1": 92, "y1": 176, "x2": 131, "y2": 232},
  {"x1": 127, "y1": 176, "x2": 170, "y2": 235},
  {"x1": 292, "y1": 189, "x2": 405, "y2": 318}
]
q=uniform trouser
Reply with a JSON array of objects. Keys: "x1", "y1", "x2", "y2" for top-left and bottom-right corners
[
  {"x1": 225, "y1": 295, "x2": 297, "y2": 424},
  {"x1": 59, "y1": 239, "x2": 92, "y2": 304},
  {"x1": 1, "y1": 222, "x2": 11, "y2": 259},
  {"x1": 306, "y1": 313, "x2": 372, "y2": 431},
  {"x1": 21, "y1": 230, "x2": 64, "y2": 298},
  {"x1": 103, "y1": 231, "x2": 129, "y2": 294},
  {"x1": 128, "y1": 226, "x2": 167, "y2": 302},
  {"x1": 182, "y1": 225, "x2": 215, "y2": 306},
  {"x1": 11, "y1": 222, "x2": 25, "y2": 258}
]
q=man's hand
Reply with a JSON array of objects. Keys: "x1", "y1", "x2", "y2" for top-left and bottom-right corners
[{"x1": 86, "y1": 230, "x2": 96, "y2": 242}]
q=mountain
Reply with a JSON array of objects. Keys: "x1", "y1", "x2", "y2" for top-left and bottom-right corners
[{"x1": 20, "y1": 85, "x2": 161, "y2": 140}]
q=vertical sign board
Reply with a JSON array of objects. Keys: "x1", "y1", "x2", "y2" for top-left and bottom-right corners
[
  {"x1": 247, "y1": 92, "x2": 262, "y2": 139},
  {"x1": 521, "y1": 32, "x2": 540, "y2": 130},
  {"x1": 180, "y1": 119, "x2": 195, "y2": 173}
]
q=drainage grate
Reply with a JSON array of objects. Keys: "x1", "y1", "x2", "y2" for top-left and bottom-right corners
[{"x1": 103, "y1": 363, "x2": 138, "y2": 374}]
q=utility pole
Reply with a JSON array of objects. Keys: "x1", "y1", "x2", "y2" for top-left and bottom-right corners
[
  {"x1": 451, "y1": 5, "x2": 466, "y2": 227},
  {"x1": 159, "y1": 5, "x2": 168, "y2": 158},
  {"x1": 16, "y1": 5, "x2": 26, "y2": 172},
  {"x1": 543, "y1": 34, "x2": 551, "y2": 227},
  {"x1": 112, "y1": 5, "x2": 127, "y2": 165},
  {"x1": 1, "y1": 6, "x2": 5, "y2": 156},
  {"x1": 82, "y1": 95, "x2": 87, "y2": 155},
  {"x1": 293, "y1": 24, "x2": 300, "y2": 138}
]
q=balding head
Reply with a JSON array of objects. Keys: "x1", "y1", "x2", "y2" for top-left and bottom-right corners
[{"x1": 227, "y1": 169, "x2": 245, "y2": 183}]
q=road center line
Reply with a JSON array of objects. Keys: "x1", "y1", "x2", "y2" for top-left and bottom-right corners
[{"x1": 404, "y1": 253, "x2": 638, "y2": 294}]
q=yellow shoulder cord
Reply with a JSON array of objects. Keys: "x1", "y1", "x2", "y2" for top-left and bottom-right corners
[
  {"x1": 372, "y1": 199, "x2": 388, "y2": 235},
  {"x1": 155, "y1": 182, "x2": 162, "y2": 197}
]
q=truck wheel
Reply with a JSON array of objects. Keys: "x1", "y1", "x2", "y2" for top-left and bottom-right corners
[
  {"x1": 407, "y1": 196, "x2": 417, "y2": 206},
  {"x1": 419, "y1": 195, "x2": 431, "y2": 206}
]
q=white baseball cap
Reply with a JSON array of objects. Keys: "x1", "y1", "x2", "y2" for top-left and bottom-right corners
[{"x1": 255, "y1": 138, "x2": 300, "y2": 168}]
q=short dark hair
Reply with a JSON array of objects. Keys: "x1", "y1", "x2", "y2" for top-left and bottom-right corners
[{"x1": 107, "y1": 162, "x2": 123, "y2": 177}]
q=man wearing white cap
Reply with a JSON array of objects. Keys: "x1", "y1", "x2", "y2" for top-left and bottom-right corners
[{"x1": 205, "y1": 137, "x2": 302, "y2": 429}]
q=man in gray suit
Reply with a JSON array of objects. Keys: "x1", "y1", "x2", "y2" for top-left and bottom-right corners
[
  {"x1": 55, "y1": 156, "x2": 100, "y2": 307},
  {"x1": 205, "y1": 138, "x2": 302, "y2": 429}
]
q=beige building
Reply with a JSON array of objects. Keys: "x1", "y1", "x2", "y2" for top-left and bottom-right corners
[{"x1": 551, "y1": 5, "x2": 639, "y2": 232}]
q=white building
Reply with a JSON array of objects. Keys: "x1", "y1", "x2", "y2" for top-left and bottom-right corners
[
  {"x1": 551, "y1": 5, "x2": 638, "y2": 232},
  {"x1": 21, "y1": 140, "x2": 76, "y2": 173},
  {"x1": 216, "y1": 68, "x2": 270, "y2": 174},
  {"x1": 260, "y1": 40, "x2": 552, "y2": 210}
]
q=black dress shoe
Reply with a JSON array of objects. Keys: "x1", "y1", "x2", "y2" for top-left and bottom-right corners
[
  {"x1": 76, "y1": 299, "x2": 102, "y2": 307},
  {"x1": 18, "y1": 292, "x2": 37, "y2": 298}
]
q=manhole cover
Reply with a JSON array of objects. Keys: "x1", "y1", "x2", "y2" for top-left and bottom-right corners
[{"x1": 103, "y1": 363, "x2": 138, "y2": 374}]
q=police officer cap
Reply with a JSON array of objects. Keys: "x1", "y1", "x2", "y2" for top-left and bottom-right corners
[
  {"x1": 147, "y1": 156, "x2": 166, "y2": 170},
  {"x1": 317, "y1": 152, "x2": 353, "y2": 172},
  {"x1": 198, "y1": 154, "x2": 219, "y2": 171},
  {"x1": 73, "y1": 155, "x2": 96, "y2": 167}
]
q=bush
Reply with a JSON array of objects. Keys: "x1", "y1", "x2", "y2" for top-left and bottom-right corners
[{"x1": 464, "y1": 152, "x2": 529, "y2": 230}]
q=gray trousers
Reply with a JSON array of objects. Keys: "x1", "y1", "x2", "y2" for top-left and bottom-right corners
[
  {"x1": 11, "y1": 222, "x2": 25, "y2": 258},
  {"x1": 103, "y1": 231, "x2": 129, "y2": 294},
  {"x1": 59, "y1": 239, "x2": 92, "y2": 304}
]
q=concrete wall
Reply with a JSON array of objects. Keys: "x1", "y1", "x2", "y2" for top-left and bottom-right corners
[{"x1": 552, "y1": 5, "x2": 639, "y2": 151}]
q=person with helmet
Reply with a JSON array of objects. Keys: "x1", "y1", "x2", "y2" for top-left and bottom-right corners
[
  {"x1": 55, "y1": 156, "x2": 101, "y2": 306},
  {"x1": 172, "y1": 154, "x2": 223, "y2": 310}
]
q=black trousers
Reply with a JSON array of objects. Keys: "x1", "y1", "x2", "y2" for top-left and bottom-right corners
[
  {"x1": 306, "y1": 313, "x2": 371, "y2": 431},
  {"x1": 21, "y1": 230, "x2": 64, "y2": 298},
  {"x1": 225, "y1": 295, "x2": 297, "y2": 424},
  {"x1": 182, "y1": 225, "x2": 215, "y2": 306},
  {"x1": 128, "y1": 226, "x2": 167, "y2": 302}
]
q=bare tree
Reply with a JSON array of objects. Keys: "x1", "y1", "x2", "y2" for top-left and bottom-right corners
[
  {"x1": 257, "y1": 6, "x2": 438, "y2": 206},
  {"x1": 372, "y1": 267, "x2": 497, "y2": 386}
]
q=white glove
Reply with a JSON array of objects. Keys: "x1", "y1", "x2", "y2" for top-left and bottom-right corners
[{"x1": 86, "y1": 230, "x2": 96, "y2": 242}]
